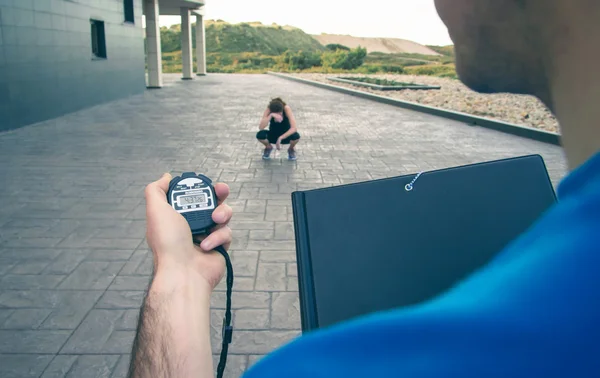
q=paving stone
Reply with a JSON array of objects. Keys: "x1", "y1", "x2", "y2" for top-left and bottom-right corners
[
  {"x1": 287, "y1": 262, "x2": 298, "y2": 277},
  {"x1": 211, "y1": 292, "x2": 270, "y2": 309},
  {"x1": 115, "y1": 310, "x2": 139, "y2": 330},
  {"x1": 95, "y1": 291, "x2": 145, "y2": 309},
  {"x1": 0, "y1": 330, "x2": 71, "y2": 353},
  {"x1": 84, "y1": 249, "x2": 136, "y2": 261},
  {"x1": 9, "y1": 260, "x2": 52, "y2": 274},
  {"x1": 229, "y1": 220, "x2": 275, "y2": 230},
  {"x1": 40, "y1": 355, "x2": 78, "y2": 378},
  {"x1": 58, "y1": 261, "x2": 124, "y2": 290},
  {"x1": 265, "y1": 206, "x2": 288, "y2": 221},
  {"x1": 215, "y1": 275, "x2": 255, "y2": 292},
  {"x1": 0, "y1": 248, "x2": 63, "y2": 260},
  {"x1": 286, "y1": 276, "x2": 299, "y2": 292},
  {"x1": 118, "y1": 249, "x2": 148, "y2": 275},
  {"x1": 232, "y1": 276, "x2": 256, "y2": 291},
  {"x1": 0, "y1": 274, "x2": 66, "y2": 289},
  {"x1": 231, "y1": 250, "x2": 259, "y2": 277},
  {"x1": 247, "y1": 240, "x2": 295, "y2": 251},
  {"x1": 0, "y1": 354, "x2": 54, "y2": 378},
  {"x1": 247, "y1": 354, "x2": 266, "y2": 369},
  {"x1": 2, "y1": 309, "x2": 52, "y2": 329},
  {"x1": 249, "y1": 229, "x2": 274, "y2": 240},
  {"x1": 0, "y1": 259, "x2": 17, "y2": 275},
  {"x1": 255, "y1": 262, "x2": 287, "y2": 291},
  {"x1": 85, "y1": 238, "x2": 142, "y2": 249},
  {"x1": 110, "y1": 355, "x2": 131, "y2": 378},
  {"x1": 65, "y1": 355, "x2": 120, "y2": 378},
  {"x1": 271, "y1": 292, "x2": 301, "y2": 329},
  {"x1": 0, "y1": 309, "x2": 14, "y2": 325},
  {"x1": 60, "y1": 309, "x2": 130, "y2": 354},
  {"x1": 43, "y1": 250, "x2": 90, "y2": 275},
  {"x1": 108, "y1": 276, "x2": 150, "y2": 291},
  {"x1": 245, "y1": 199, "x2": 267, "y2": 213},
  {"x1": 231, "y1": 330, "x2": 300, "y2": 354},
  {"x1": 235, "y1": 309, "x2": 270, "y2": 329},
  {"x1": 260, "y1": 250, "x2": 297, "y2": 263},
  {"x1": 274, "y1": 222, "x2": 295, "y2": 240}
]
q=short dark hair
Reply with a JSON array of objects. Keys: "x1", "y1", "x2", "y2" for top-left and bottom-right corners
[{"x1": 268, "y1": 97, "x2": 285, "y2": 113}]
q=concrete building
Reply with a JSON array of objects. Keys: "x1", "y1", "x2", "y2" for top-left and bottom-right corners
[{"x1": 0, "y1": 0, "x2": 208, "y2": 132}]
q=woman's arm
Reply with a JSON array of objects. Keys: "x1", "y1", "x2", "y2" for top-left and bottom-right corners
[
  {"x1": 277, "y1": 105, "x2": 298, "y2": 140},
  {"x1": 259, "y1": 108, "x2": 272, "y2": 130}
]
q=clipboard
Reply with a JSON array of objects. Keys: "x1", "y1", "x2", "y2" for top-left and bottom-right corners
[{"x1": 291, "y1": 155, "x2": 557, "y2": 332}]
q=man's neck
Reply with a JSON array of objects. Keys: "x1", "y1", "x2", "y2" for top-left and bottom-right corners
[{"x1": 548, "y1": 10, "x2": 600, "y2": 171}]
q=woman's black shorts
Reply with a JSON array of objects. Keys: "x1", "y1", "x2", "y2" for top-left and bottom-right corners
[{"x1": 256, "y1": 130, "x2": 301, "y2": 144}]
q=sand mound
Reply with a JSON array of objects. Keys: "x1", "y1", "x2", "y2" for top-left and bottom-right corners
[{"x1": 312, "y1": 33, "x2": 441, "y2": 56}]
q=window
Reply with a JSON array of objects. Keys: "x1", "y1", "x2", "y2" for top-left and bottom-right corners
[
  {"x1": 90, "y1": 20, "x2": 107, "y2": 59},
  {"x1": 124, "y1": 0, "x2": 135, "y2": 23}
]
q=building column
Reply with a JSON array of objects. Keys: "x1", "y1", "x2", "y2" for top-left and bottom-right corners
[
  {"x1": 144, "y1": 0, "x2": 162, "y2": 88},
  {"x1": 195, "y1": 11, "x2": 207, "y2": 76},
  {"x1": 180, "y1": 8, "x2": 193, "y2": 80}
]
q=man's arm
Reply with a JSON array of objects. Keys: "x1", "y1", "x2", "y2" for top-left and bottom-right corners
[
  {"x1": 129, "y1": 266, "x2": 213, "y2": 378},
  {"x1": 259, "y1": 108, "x2": 272, "y2": 130},
  {"x1": 128, "y1": 173, "x2": 233, "y2": 378}
]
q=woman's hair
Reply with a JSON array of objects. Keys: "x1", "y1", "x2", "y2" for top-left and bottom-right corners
[{"x1": 268, "y1": 97, "x2": 286, "y2": 113}]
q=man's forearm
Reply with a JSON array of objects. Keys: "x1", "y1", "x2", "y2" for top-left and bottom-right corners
[{"x1": 128, "y1": 266, "x2": 214, "y2": 378}]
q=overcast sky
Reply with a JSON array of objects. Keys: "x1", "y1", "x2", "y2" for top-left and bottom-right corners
[{"x1": 159, "y1": 0, "x2": 453, "y2": 46}]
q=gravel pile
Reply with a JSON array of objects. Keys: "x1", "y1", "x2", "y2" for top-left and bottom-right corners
[{"x1": 290, "y1": 73, "x2": 560, "y2": 134}]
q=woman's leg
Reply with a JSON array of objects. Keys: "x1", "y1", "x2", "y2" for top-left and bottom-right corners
[
  {"x1": 286, "y1": 132, "x2": 301, "y2": 150},
  {"x1": 257, "y1": 130, "x2": 274, "y2": 159},
  {"x1": 284, "y1": 133, "x2": 300, "y2": 160},
  {"x1": 256, "y1": 130, "x2": 271, "y2": 147}
]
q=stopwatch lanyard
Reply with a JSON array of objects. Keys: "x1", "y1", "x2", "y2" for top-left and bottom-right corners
[
  {"x1": 214, "y1": 245, "x2": 233, "y2": 378},
  {"x1": 193, "y1": 240, "x2": 233, "y2": 378}
]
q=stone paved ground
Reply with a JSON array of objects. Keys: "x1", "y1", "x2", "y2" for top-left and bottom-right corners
[{"x1": 0, "y1": 73, "x2": 567, "y2": 378}]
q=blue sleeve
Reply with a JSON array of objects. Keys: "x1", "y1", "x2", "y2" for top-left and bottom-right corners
[
  {"x1": 243, "y1": 304, "x2": 555, "y2": 378},
  {"x1": 243, "y1": 193, "x2": 600, "y2": 378}
]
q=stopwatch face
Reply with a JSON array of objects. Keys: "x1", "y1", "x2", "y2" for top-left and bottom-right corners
[{"x1": 170, "y1": 177, "x2": 216, "y2": 214}]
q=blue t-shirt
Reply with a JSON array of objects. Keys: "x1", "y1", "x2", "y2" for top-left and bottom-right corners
[{"x1": 244, "y1": 152, "x2": 600, "y2": 378}]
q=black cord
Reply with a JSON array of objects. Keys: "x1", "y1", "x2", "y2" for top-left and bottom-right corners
[{"x1": 214, "y1": 245, "x2": 233, "y2": 378}]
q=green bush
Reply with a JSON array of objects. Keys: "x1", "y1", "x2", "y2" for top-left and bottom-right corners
[
  {"x1": 381, "y1": 65, "x2": 404, "y2": 73},
  {"x1": 355, "y1": 65, "x2": 381, "y2": 74},
  {"x1": 322, "y1": 46, "x2": 367, "y2": 70},
  {"x1": 404, "y1": 64, "x2": 457, "y2": 78},
  {"x1": 280, "y1": 50, "x2": 322, "y2": 70},
  {"x1": 325, "y1": 43, "x2": 350, "y2": 51}
]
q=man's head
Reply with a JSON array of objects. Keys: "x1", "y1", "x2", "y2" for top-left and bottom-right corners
[
  {"x1": 268, "y1": 98, "x2": 285, "y2": 114},
  {"x1": 436, "y1": 0, "x2": 600, "y2": 169},
  {"x1": 434, "y1": 0, "x2": 573, "y2": 108}
]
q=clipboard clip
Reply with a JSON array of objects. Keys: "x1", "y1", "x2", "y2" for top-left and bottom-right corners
[{"x1": 405, "y1": 172, "x2": 423, "y2": 192}]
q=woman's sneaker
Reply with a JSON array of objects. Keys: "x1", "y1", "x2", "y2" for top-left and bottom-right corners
[
  {"x1": 263, "y1": 146, "x2": 273, "y2": 160},
  {"x1": 288, "y1": 148, "x2": 297, "y2": 161}
]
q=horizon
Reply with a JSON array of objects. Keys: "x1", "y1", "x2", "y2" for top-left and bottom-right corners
[{"x1": 158, "y1": 0, "x2": 453, "y2": 46}]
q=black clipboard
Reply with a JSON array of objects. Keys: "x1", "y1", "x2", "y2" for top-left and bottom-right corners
[{"x1": 291, "y1": 155, "x2": 557, "y2": 332}]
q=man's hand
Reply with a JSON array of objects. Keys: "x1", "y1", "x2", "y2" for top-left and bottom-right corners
[
  {"x1": 276, "y1": 137, "x2": 282, "y2": 150},
  {"x1": 144, "y1": 173, "x2": 233, "y2": 289}
]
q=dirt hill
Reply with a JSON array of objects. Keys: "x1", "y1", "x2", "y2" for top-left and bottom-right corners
[{"x1": 312, "y1": 33, "x2": 441, "y2": 56}]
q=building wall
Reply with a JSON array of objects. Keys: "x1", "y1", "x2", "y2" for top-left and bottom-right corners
[{"x1": 0, "y1": 0, "x2": 146, "y2": 132}]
